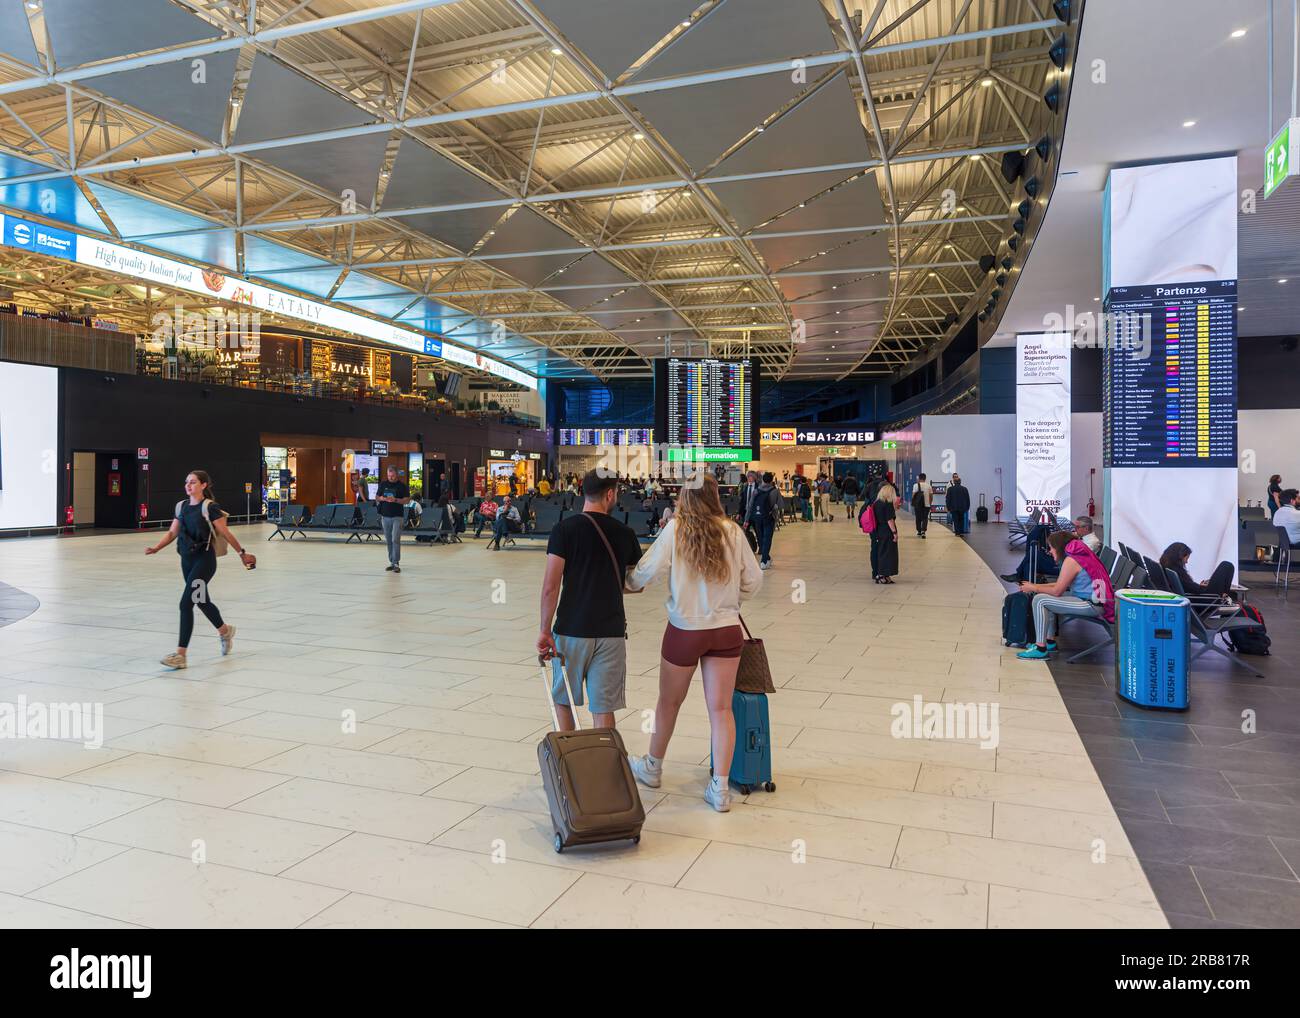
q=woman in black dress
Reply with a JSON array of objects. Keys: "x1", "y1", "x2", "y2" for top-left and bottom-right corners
[{"x1": 867, "y1": 482, "x2": 900, "y2": 584}]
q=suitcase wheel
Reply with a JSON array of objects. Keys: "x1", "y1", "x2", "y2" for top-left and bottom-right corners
[
  {"x1": 737, "y1": 784, "x2": 753, "y2": 795},
  {"x1": 553, "y1": 833, "x2": 563, "y2": 854},
  {"x1": 764, "y1": 782, "x2": 776, "y2": 793},
  {"x1": 632, "y1": 835, "x2": 640, "y2": 845}
]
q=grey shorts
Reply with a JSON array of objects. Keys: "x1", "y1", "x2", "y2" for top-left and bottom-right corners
[{"x1": 551, "y1": 634, "x2": 627, "y2": 713}]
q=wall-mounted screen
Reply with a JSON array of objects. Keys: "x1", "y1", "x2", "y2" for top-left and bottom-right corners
[{"x1": 653, "y1": 357, "x2": 759, "y2": 460}]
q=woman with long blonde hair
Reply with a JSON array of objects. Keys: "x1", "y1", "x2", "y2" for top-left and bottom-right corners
[{"x1": 625, "y1": 473, "x2": 763, "y2": 811}]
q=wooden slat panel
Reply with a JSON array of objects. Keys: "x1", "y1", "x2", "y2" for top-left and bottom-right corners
[{"x1": 0, "y1": 316, "x2": 135, "y2": 373}]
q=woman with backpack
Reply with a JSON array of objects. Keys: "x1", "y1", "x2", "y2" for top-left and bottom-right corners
[
  {"x1": 145, "y1": 470, "x2": 255, "y2": 670},
  {"x1": 624, "y1": 474, "x2": 763, "y2": 812},
  {"x1": 862, "y1": 481, "x2": 899, "y2": 583},
  {"x1": 1014, "y1": 531, "x2": 1114, "y2": 659}
]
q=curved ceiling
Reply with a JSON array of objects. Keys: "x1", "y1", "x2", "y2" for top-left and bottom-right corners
[{"x1": 0, "y1": 0, "x2": 1064, "y2": 381}]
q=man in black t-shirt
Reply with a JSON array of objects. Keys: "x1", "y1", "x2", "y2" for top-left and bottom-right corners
[
  {"x1": 375, "y1": 466, "x2": 409, "y2": 572},
  {"x1": 538, "y1": 470, "x2": 642, "y2": 730}
]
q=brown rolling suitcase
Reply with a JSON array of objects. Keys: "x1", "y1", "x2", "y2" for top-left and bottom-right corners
[{"x1": 537, "y1": 653, "x2": 644, "y2": 853}]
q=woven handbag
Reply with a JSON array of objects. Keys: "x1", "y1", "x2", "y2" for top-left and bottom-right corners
[{"x1": 735, "y1": 614, "x2": 775, "y2": 695}]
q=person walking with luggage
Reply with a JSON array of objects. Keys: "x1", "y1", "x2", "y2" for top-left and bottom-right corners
[
  {"x1": 744, "y1": 471, "x2": 780, "y2": 569},
  {"x1": 911, "y1": 473, "x2": 933, "y2": 537},
  {"x1": 375, "y1": 465, "x2": 408, "y2": 572},
  {"x1": 797, "y1": 475, "x2": 813, "y2": 522},
  {"x1": 538, "y1": 471, "x2": 643, "y2": 731},
  {"x1": 867, "y1": 480, "x2": 899, "y2": 583},
  {"x1": 625, "y1": 475, "x2": 763, "y2": 812},
  {"x1": 946, "y1": 474, "x2": 971, "y2": 535},
  {"x1": 841, "y1": 473, "x2": 860, "y2": 520},
  {"x1": 145, "y1": 470, "x2": 255, "y2": 670}
]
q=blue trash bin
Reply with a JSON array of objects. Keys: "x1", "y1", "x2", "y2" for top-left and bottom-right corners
[{"x1": 1115, "y1": 589, "x2": 1190, "y2": 710}]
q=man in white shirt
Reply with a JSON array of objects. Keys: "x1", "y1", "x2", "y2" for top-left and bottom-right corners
[
  {"x1": 1073, "y1": 515, "x2": 1102, "y2": 554},
  {"x1": 1275, "y1": 488, "x2": 1300, "y2": 546}
]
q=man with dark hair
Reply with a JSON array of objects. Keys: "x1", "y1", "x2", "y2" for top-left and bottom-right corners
[
  {"x1": 946, "y1": 474, "x2": 971, "y2": 536},
  {"x1": 745, "y1": 470, "x2": 780, "y2": 569},
  {"x1": 375, "y1": 465, "x2": 409, "y2": 572},
  {"x1": 1275, "y1": 488, "x2": 1300, "y2": 546},
  {"x1": 911, "y1": 472, "x2": 932, "y2": 537},
  {"x1": 841, "y1": 473, "x2": 860, "y2": 519},
  {"x1": 487, "y1": 494, "x2": 521, "y2": 550},
  {"x1": 537, "y1": 470, "x2": 643, "y2": 730}
]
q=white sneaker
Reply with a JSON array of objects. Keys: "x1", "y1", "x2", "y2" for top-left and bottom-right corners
[
  {"x1": 704, "y1": 777, "x2": 732, "y2": 812},
  {"x1": 628, "y1": 753, "x2": 662, "y2": 788},
  {"x1": 161, "y1": 652, "x2": 187, "y2": 670},
  {"x1": 220, "y1": 624, "x2": 236, "y2": 656}
]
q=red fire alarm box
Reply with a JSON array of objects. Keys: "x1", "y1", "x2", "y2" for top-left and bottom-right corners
[
  {"x1": 108, "y1": 473, "x2": 122, "y2": 497},
  {"x1": 139, "y1": 503, "x2": 149, "y2": 521}
]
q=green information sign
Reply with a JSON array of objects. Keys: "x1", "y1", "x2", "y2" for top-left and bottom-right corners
[
  {"x1": 1264, "y1": 118, "x2": 1299, "y2": 199},
  {"x1": 882, "y1": 440, "x2": 898, "y2": 450},
  {"x1": 828, "y1": 447, "x2": 839, "y2": 456},
  {"x1": 664, "y1": 447, "x2": 754, "y2": 462}
]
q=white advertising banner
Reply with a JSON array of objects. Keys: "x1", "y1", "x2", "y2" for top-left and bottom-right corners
[
  {"x1": 1016, "y1": 332, "x2": 1071, "y2": 520},
  {"x1": 0, "y1": 362, "x2": 59, "y2": 529}
]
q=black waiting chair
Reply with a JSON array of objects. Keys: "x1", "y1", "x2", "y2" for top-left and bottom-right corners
[
  {"x1": 349, "y1": 504, "x2": 382, "y2": 542},
  {"x1": 624, "y1": 509, "x2": 654, "y2": 538},
  {"x1": 268, "y1": 505, "x2": 307, "y2": 540},
  {"x1": 1097, "y1": 545, "x2": 1117, "y2": 573},
  {"x1": 1163, "y1": 569, "x2": 1264, "y2": 677}
]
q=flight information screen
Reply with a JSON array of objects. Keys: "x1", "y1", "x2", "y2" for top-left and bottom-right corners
[
  {"x1": 1103, "y1": 281, "x2": 1238, "y2": 468},
  {"x1": 557, "y1": 428, "x2": 653, "y2": 446},
  {"x1": 654, "y1": 357, "x2": 758, "y2": 459}
]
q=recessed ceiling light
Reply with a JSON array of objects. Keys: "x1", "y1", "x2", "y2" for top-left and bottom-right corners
[
  {"x1": 928, "y1": 271, "x2": 936, "y2": 277},
  {"x1": 632, "y1": 132, "x2": 645, "y2": 140},
  {"x1": 1231, "y1": 28, "x2": 1247, "y2": 38},
  {"x1": 550, "y1": 47, "x2": 562, "y2": 55},
  {"x1": 1280, "y1": 278, "x2": 1289, "y2": 283},
  {"x1": 969, "y1": 154, "x2": 982, "y2": 161},
  {"x1": 755, "y1": 125, "x2": 765, "y2": 133},
  {"x1": 798, "y1": 203, "x2": 806, "y2": 208},
  {"x1": 25, "y1": 0, "x2": 40, "y2": 9},
  {"x1": 1182, "y1": 120, "x2": 1196, "y2": 128},
  {"x1": 681, "y1": 19, "x2": 691, "y2": 27},
  {"x1": 1093, "y1": 297, "x2": 1100, "y2": 301},
  {"x1": 980, "y1": 77, "x2": 994, "y2": 87},
  {"x1": 230, "y1": 96, "x2": 242, "y2": 107},
  {"x1": 1238, "y1": 305, "x2": 1245, "y2": 310}
]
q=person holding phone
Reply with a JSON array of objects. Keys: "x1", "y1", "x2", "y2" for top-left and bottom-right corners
[
  {"x1": 374, "y1": 465, "x2": 409, "y2": 572},
  {"x1": 145, "y1": 470, "x2": 255, "y2": 670}
]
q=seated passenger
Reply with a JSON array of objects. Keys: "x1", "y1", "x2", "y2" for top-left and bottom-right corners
[
  {"x1": 487, "y1": 496, "x2": 522, "y2": 550},
  {"x1": 1274, "y1": 488, "x2": 1300, "y2": 545},
  {"x1": 1072, "y1": 515, "x2": 1101, "y2": 553},
  {"x1": 474, "y1": 497, "x2": 498, "y2": 537},
  {"x1": 1159, "y1": 541, "x2": 1234, "y2": 597},
  {"x1": 1000, "y1": 514, "x2": 1059, "y2": 583},
  {"x1": 1015, "y1": 531, "x2": 1115, "y2": 660}
]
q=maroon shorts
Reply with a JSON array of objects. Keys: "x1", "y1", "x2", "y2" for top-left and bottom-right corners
[{"x1": 661, "y1": 623, "x2": 744, "y2": 668}]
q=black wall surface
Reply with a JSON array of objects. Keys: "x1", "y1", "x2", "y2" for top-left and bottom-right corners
[{"x1": 60, "y1": 369, "x2": 549, "y2": 521}]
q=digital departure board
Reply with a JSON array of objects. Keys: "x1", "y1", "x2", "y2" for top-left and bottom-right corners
[
  {"x1": 1103, "y1": 281, "x2": 1237, "y2": 468},
  {"x1": 653, "y1": 357, "x2": 759, "y2": 460},
  {"x1": 557, "y1": 428, "x2": 653, "y2": 446}
]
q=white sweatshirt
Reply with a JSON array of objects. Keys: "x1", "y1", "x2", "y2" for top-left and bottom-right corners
[{"x1": 626, "y1": 517, "x2": 763, "y2": 630}]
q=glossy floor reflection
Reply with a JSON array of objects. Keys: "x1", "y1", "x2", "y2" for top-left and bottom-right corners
[{"x1": 0, "y1": 516, "x2": 1165, "y2": 928}]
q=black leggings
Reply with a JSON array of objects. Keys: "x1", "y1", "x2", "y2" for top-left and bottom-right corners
[{"x1": 179, "y1": 552, "x2": 224, "y2": 648}]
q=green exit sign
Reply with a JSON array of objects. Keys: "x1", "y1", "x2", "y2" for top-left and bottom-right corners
[
  {"x1": 827, "y1": 447, "x2": 839, "y2": 456},
  {"x1": 1264, "y1": 118, "x2": 1299, "y2": 199},
  {"x1": 882, "y1": 440, "x2": 898, "y2": 450}
]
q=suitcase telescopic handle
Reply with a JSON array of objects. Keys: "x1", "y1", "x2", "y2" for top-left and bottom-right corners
[{"x1": 538, "y1": 652, "x2": 581, "y2": 731}]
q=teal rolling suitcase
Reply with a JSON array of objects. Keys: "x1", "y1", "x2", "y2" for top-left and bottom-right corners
[{"x1": 713, "y1": 690, "x2": 775, "y2": 795}]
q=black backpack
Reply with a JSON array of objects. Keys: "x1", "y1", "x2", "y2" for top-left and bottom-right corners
[{"x1": 1223, "y1": 604, "x2": 1270, "y2": 655}]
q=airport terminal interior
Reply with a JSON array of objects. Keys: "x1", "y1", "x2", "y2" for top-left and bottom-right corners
[{"x1": 1, "y1": 0, "x2": 1299, "y2": 934}]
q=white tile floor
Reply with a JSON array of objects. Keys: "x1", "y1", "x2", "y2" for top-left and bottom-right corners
[{"x1": 0, "y1": 517, "x2": 1168, "y2": 928}]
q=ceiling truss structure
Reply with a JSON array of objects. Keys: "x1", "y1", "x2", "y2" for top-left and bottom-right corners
[{"x1": 0, "y1": 0, "x2": 1061, "y2": 382}]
